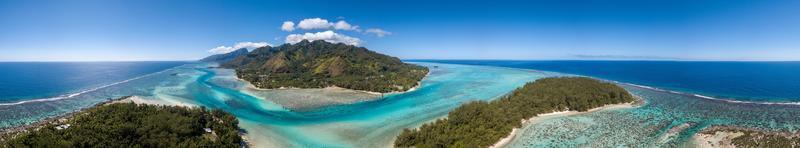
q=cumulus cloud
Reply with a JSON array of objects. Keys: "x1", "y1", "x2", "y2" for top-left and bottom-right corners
[
  {"x1": 293, "y1": 18, "x2": 359, "y2": 31},
  {"x1": 297, "y1": 18, "x2": 332, "y2": 30},
  {"x1": 281, "y1": 21, "x2": 295, "y2": 31},
  {"x1": 285, "y1": 31, "x2": 362, "y2": 46},
  {"x1": 365, "y1": 28, "x2": 392, "y2": 37},
  {"x1": 333, "y1": 20, "x2": 359, "y2": 31},
  {"x1": 209, "y1": 42, "x2": 271, "y2": 54}
]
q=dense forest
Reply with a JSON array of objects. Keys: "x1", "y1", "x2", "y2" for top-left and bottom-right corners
[
  {"x1": 395, "y1": 77, "x2": 636, "y2": 147},
  {"x1": 1, "y1": 103, "x2": 242, "y2": 147},
  {"x1": 222, "y1": 40, "x2": 428, "y2": 93}
]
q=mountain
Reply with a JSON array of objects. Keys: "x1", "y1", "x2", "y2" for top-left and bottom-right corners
[
  {"x1": 222, "y1": 40, "x2": 429, "y2": 93},
  {"x1": 200, "y1": 48, "x2": 250, "y2": 63}
]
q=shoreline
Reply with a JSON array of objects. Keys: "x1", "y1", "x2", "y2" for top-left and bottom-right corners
[
  {"x1": 235, "y1": 71, "x2": 428, "y2": 96},
  {"x1": 692, "y1": 125, "x2": 800, "y2": 148},
  {"x1": 229, "y1": 67, "x2": 429, "y2": 97},
  {"x1": 417, "y1": 61, "x2": 800, "y2": 107},
  {"x1": 0, "y1": 96, "x2": 134, "y2": 141},
  {"x1": 0, "y1": 95, "x2": 253, "y2": 146},
  {"x1": 489, "y1": 102, "x2": 638, "y2": 148}
]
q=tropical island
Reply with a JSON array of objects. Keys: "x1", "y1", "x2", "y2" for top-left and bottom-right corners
[
  {"x1": 394, "y1": 77, "x2": 636, "y2": 147},
  {"x1": 215, "y1": 40, "x2": 428, "y2": 93},
  {"x1": 0, "y1": 97, "x2": 243, "y2": 147},
  {"x1": 694, "y1": 126, "x2": 800, "y2": 147}
]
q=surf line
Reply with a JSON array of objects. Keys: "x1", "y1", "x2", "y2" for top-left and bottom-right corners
[
  {"x1": 616, "y1": 81, "x2": 800, "y2": 106},
  {"x1": 0, "y1": 65, "x2": 182, "y2": 106},
  {"x1": 522, "y1": 68, "x2": 800, "y2": 106},
  {"x1": 502, "y1": 66, "x2": 800, "y2": 107}
]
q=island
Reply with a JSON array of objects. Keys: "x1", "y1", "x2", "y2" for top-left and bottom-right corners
[
  {"x1": 394, "y1": 77, "x2": 636, "y2": 147},
  {"x1": 0, "y1": 97, "x2": 243, "y2": 147},
  {"x1": 218, "y1": 40, "x2": 429, "y2": 93},
  {"x1": 694, "y1": 126, "x2": 800, "y2": 147}
]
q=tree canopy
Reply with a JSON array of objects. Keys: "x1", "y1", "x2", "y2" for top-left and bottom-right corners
[
  {"x1": 395, "y1": 77, "x2": 636, "y2": 147},
  {"x1": 222, "y1": 40, "x2": 428, "y2": 93},
  {"x1": 2, "y1": 103, "x2": 242, "y2": 148}
]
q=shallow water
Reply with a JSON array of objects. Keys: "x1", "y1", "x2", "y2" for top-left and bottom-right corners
[
  {"x1": 506, "y1": 84, "x2": 800, "y2": 147},
  {"x1": 0, "y1": 62, "x2": 552, "y2": 147},
  {"x1": 413, "y1": 60, "x2": 800, "y2": 102},
  {"x1": 4, "y1": 61, "x2": 800, "y2": 147},
  {"x1": 190, "y1": 63, "x2": 552, "y2": 147}
]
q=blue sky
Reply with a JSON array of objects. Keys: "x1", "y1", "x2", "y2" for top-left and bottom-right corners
[{"x1": 1, "y1": 0, "x2": 799, "y2": 61}]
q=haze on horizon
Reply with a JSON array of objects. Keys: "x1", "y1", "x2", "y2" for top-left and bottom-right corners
[{"x1": 1, "y1": 0, "x2": 799, "y2": 62}]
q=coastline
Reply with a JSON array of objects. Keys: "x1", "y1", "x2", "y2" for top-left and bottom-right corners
[
  {"x1": 0, "y1": 95, "x2": 253, "y2": 146},
  {"x1": 692, "y1": 125, "x2": 800, "y2": 148},
  {"x1": 0, "y1": 96, "x2": 134, "y2": 141},
  {"x1": 234, "y1": 75, "x2": 425, "y2": 111},
  {"x1": 234, "y1": 70, "x2": 428, "y2": 96},
  {"x1": 228, "y1": 67, "x2": 429, "y2": 104},
  {"x1": 220, "y1": 60, "x2": 432, "y2": 96},
  {"x1": 421, "y1": 61, "x2": 800, "y2": 107},
  {"x1": 490, "y1": 102, "x2": 638, "y2": 148}
]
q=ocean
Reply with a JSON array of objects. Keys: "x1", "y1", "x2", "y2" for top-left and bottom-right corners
[
  {"x1": 0, "y1": 62, "x2": 187, "y2": 104},
  {"x1": 412, "y1": 60, "x2": 800, "y2": 103}
]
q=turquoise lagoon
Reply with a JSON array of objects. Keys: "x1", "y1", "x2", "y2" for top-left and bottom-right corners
[
  {"x1": 0, "y1": 62, "x2": 552, "y2": 147},
  {"x1": 3, "y1": 62, "x2": 800, "y2": 147},
  {"x1": 506, "y1": 84, "x2": 800, "y2": 147}
]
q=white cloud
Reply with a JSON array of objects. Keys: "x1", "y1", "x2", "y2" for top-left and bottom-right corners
[
  {"x1": 293, "y1": 18, "x2": 359, "y2": 31},
  {"x1": 365, "y1": 28, "x2": 392, "y2": 37},
  {"x1": 334, "y1": 20, "x2": 359, "y2": 31},
  {"x1": 233, "y1": 42, "x2": 270, "y2": 49},
  {"x1": 281, "y1": 21, "x2": 295, "y2": 31},
  {"x1": 209, "y1": 42, "x2": 271, "y2": 54},
  {"x1": 297, "y1": 18, "x2": 332, "y2": 30},
  {"x1": 285, "y1": 31, "x2": 362, "y2": 46},
  {"x1": 209, "y1": 46, "x2": 236, "y2": 54}
]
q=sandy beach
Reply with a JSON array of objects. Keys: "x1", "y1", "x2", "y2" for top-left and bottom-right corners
[
  {"x1": 490, "y1": 102, "x2": 637, "y2": 148},
  {"x1": 231, "y1": 69, "x2": 428, "y2": 110},
  {"x1": 235, "y1": 69, "x2": 427, "y2": 96},
  {"x1": 692, "y1": 130, "x2": 742, "y2": 148},
  {"x1": 692, "y1": 126, "x2": 800, "y2": 148}
]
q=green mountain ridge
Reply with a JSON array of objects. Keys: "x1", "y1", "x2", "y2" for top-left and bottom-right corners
[
  {"x1": 200, "y1": 48, "x2": 250, "y2": 63},
  {"x1": 222, "y1": 40, "x2": 429, "y2": 93}
]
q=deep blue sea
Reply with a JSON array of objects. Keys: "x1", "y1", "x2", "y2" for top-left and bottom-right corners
[
  {"x1": 0, "y1": 62, "x2": 187, "y2": 103},
  {"x1": 412, "y1": 60, "x2": 800, "y2": 102}
]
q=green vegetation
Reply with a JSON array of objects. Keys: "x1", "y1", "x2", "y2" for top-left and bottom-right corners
[
  {"x1": 712, "y1": 128, "x2": 800, "y2": 147},
  {"x1": 222, "y1": 40, "x2": 428, "y2": 93},
  {"x1": 2, "y1": 103, "x2": 242, "y2": 147},
  {"x1": 395, "y1": 77, "x2": 635, "y2": 147}
]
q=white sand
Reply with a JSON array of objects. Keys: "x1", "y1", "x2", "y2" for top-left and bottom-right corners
[
  {"x1": 237, "y1": 79, "x2": 425, "y2": 110},
  {"x1": 124, "y1": 95, "x2": 197, "y2": 108},
  {"x1": 692, "y1": 131, "x2": 743, "y2": 148},
  {"x1": 490, "y1": 102, "x2": 636, "y2": 148}
]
